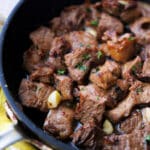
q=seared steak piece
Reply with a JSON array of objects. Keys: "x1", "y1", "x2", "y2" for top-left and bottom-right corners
[
  {"x1": 141, "y1": 58, "x2": 150, "y2": 79},
  {"x1": 102, "y1": 0, "x2": 137, "y2": 17},
  {"x1": 120, "y1": 7, "x2": 142, "y2": 23},
  {"x1": 67, "y1": 31, "x2": 98, "y2": 51},
  {"x1": 19, "y1": 79, "x2": 54, "y2": 112},
  {"x1": 107, "y1": 81, "x2": 150, "y2": 123},
  {"x1": 75, "y1": 84, "x2": 105, "y2": 124},
  {"x1": 30, "y1": 26, "x2": 54, "y2": 51},
  {"x1": 72, "y1": 119, "x2": 102, "y2": 150},
  {"x1": 54, "y1": 75, "x2": 73, "y2": 100},
  {"x1": 29, "y1": 67, "x2": 54, "y2": 84},
  {"x1": 23, "y1": 46, "x2": 44, "y2": 73},
  {"x1": 117, "y1": 79, "x2": 130, "y2": 92},
  {"x1": 50, "y1": 5, "x2": 86, "y2": 36},
  {"x1": 49, "y1": 36, "x2": 71, "y2": 57},
  {"x1": 103, "y1": 126, "x2": 150, "y2": 150},
  {"x1": 44, "y1": 104, "x2": 74, "y2": 139},
  {"x1": 130, "y1": 17, "x2": 150, "y2": 45},
  {"x1": 117, "y1": 110, "x2": 143, "y2": 134},
  {"x1": 140, "y1": 44, "x2": 150, "y2": 61},
  {"x1": 97, "y1": 12, "x2": 124, "y2": 39},
  {"x1": 107, "y1": 33, "x2": 136, "y2": 63},
  {"x1": 46, "y1": 56, "x2": 66, "y2": 71},
  {"x1": 65, "y1": 46, "x2": 105, "y2": 84},
  {"x1": 122, "y1": 56, "x2": 142, "y2": 83},
  {"x1": 90, "y1": 60, "x2": 121, "y2": 90}
]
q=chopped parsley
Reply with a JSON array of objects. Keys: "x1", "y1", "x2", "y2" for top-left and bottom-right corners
[
  {"x1": 96, "y1": 96, "x2": 100, "y2": 100},
  {"x1": 82, "y1": 54, "x2": 91, "y2": 61},
  {"x1": 80, "y1": 43, "x2": 84, "y2": 47},
  {"x1": 86, "y1": 44, "x2": 91, "y2": 48},
  {"x1": 136, "y1": 87, "x2": 143, "y2": 94},
  {"x1": 128, "y1": 37, "x2": 135, "y2": 41},
  {"x1": 76, "y1": 63, "x2": 87, "y2": 71},
  {"x1": 80, "y1": 87, "x2": 85, "y2": 91},
  {"x1": 145, "y1": 135, "x2": 150, "y2": 142},
  {"x1": 132, "y1": 62, "x2": 142, "y2": 74},
  {"x1": 97, "y1": 51, "x2": 103, "y2": 59},
  {"x1": 57, "y1": 69, "x2": 66, "y2": 75},
  {"x1": 86, "y1": 7, "x2": 91, "y2": 13},
  {"x1": 90, "y1": 20, "x2": 99, "y2": 27}
]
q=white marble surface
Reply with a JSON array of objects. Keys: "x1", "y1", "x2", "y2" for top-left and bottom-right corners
[{"x1": 0, "y1": 0, "x2": 19, "y2": 20}]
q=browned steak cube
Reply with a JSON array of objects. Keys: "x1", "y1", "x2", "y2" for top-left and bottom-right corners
[
  {"x1": 117, "y1": 110, "x2": 143, "y2": 134},
  {"x1": 72, "y1": 119, "x2": 102, "y2": 150},
  {"x1": 30, "y1": 26, "x2": 54, "y2": 51},
  {"x1": 29, "y1": 67, "x2": 54, "y2": 84},
  {"x1": 49, "y1": 36, "x2": 71, "y2": 57},
  {"x1": 103, "y1": 126, "x2": 150, "y2": 150},
  {"x1": 75, "y1": 84, "x2": 105, "y2": 124},
  {"x1": 107, "y1": 81, "x2": 150, "y2": 123},
  {"x1": 19, "y1": 79, "x2": 54, "y2": 112},
  {"x1": 44, "y1": 104, "x2": 74, "y2": 139},
  {"x1": 90, "y1": 60, "x2": 121, "y2": 90},
  {"x1": 67, "y1": 31, "x2": 98, "y2": 51},
  {"x1": 54, "y1": 75, "x2": 73, "y2": 100},
  {"x1": 97, "y1": 12, "x2": 124, "y2": 39},
  {"x1": 23, "y1": 46, "x2": 44, "y2": 73},
  {"x1": 122, "y1": 56, "x2": 142, "y2": 83}
]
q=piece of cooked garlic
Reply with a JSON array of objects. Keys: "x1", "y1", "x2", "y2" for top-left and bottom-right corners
[
  {"x1": 47, "y1": 90, "x2": 61, "y2": 109},
  {"x1": 85, "y1": 27, "x2": 97, "y2": 37},
  {"x1": 142, "y1": 108, "x2": 150, "y2": 124},
  {"x1": 103, "y1": 120, "x2": 114, "y2": 135},
  {"x1": 118, "y1": 0, "x2": 128, "y2": 5}
]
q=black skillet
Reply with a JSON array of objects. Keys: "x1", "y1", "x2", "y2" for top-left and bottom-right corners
[{"x1": 0, "y1": 0, "x2": 149, "y2": 150}]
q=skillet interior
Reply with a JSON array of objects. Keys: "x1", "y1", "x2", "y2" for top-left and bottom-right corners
[{"x1": 0, "y1": 0, "x2": 149, "y2": 149}]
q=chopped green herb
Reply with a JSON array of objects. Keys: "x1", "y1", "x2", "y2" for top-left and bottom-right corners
[
  {"x1": 136, "y1": 87, "x2": 143, "y2": 94},
  {"x1": 97, "y1": 51, "x2": 103, "y2": 59},
  {"x1": 128, "y1": 37, "x2": 135, "y2": 41},
  {"x1": 145, "y1": 135, "x2": 150, "y2": 142},
  {"x1": 90, "y1": 20, "x2": 99, "y2": 27},
  {"x1": 80, "y1": 43, "x2": 84, "y2": 47},
  {"x1": 57, "y1": 69, "x2": 66, "y2": 75},
  {"x1": 82, "y1": 54, "x2": 91, "y2": 61},
  {"x1": 86, "y1": 44, "x2": 91, "y2": 48},
  {"x1": 132, "y1": 62, "x2": 142, "y2": 74},
  {"x1": 96, "y1": 96, "x2": 100, "y2": 100},
  {"x1": 86, "y1": 7, "x2": 91, "y2": 13},
  {"x1": 76, "y1": 63, "x2": 87, "y2": 71}
]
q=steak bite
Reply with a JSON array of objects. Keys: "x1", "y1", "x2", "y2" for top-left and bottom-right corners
[
  {"x1": 30, "y1": 26, "x2": 54, "y2": 51},
  {"x1": 102, "y1": 0, "x2": 137, "y2": 17},
  {"x1": 67, "y1": 31, "x2": 98, "y2": 51},
  {"x1": 23, "y1": 46, "x2": 44, "y2": 73},
  {"x1": 107, "y1": 33, "x2": 136, "y2": 63},
  {"x1": 54, "y1": 75, "x2": 73, "y2": 100},
  {"x1": 90, "y1": 60, "x2": 121, "y2": 90},
  {"x1": 140, "y1": 44, "x2": 150, "y2": 61},
  {"x1": 122, "y1": 56, "x2": 142, "y2": 83},
  {"x1": 43, "y1": 104, "x2": 74, "y2": 139},
  {"x1": 72, "y1": 119, "x2": 103, "y2": 150},
  {"x1": 141, "y1": 58, "x2": 150, "y2": 79},
  {"x1": 50, "y1": 5, "x2": 86, "y2": 36},
  {"x1": 75, "y1": 84, "x2": 105, "y2": 124},
  {"x1": 19, "y1": 79, "x2": 54, "y2": 112},
  {"x1": 97, "y1": 12, "x2": 124, "y2": 40},
  {"x1": 103, "y1": 126, "x2": 150, "y2": 150},
  {"x1": 29, "y1": 67, "x2": 54, "y2": 84},
  {"x1": 49, "y1": 36, "x2": 71, "y2": 57},
  {"x1": 65, "y1": 47, "x2": 105, "y2": 84},
  {"x1": 130, "y1": 17, "x2": 150, "y2": 45},
  {"x1": 107, "y1": 81, "x2": 150, "y2": 123},
  {"x1": 117, "y1": 110, "x2": 143, "y2": 134}
]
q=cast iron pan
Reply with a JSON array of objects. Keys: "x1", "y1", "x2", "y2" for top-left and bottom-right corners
[{"x1": 0, "y1": 0, "x2": 149, "y2": 150}]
